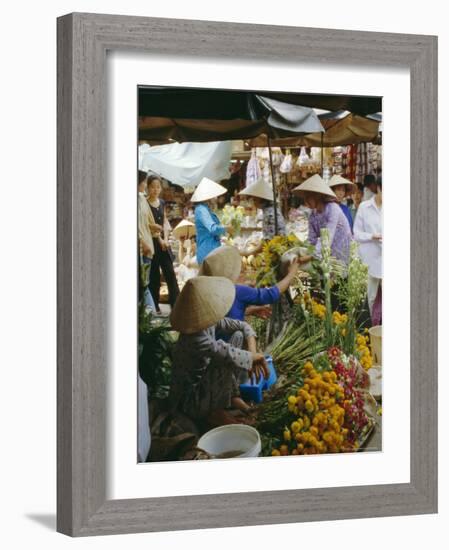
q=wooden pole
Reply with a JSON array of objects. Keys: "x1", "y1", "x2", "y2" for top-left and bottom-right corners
[
  {"x1": 266, "y1": 134, "x2": 279, "y2": 235},
  {"x1": 321, "y1": 132, "x2": 324, "y2": 176}
]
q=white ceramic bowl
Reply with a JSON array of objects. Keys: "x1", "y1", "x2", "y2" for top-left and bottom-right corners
[{"x1": 197, "y1": 424, "x2": 261, "y2": 459}]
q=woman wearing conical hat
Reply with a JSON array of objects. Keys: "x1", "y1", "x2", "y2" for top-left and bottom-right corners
[
  {"x1": 169, "y1": 276, "x2": 269, "y2": 425},
  {"x1": 191, "y1": 177, "x2": 228, "y2": 264},
  {"x1": 293, "y1": 174, "x2": 353, "y2": 265},
  {"x1": 238, "y1": 178, "x2": 287, "y2": 255},
  {"x1": 200, "y1": 245, "x2": 300, "y2": 322},
  {"x1": 328, "y1": 174, "x2": 357, "y2": 231}
]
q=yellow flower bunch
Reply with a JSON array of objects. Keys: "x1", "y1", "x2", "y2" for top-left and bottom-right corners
[
  {"x1": 332, "y1": 311, "x2": 348, "y2": 326},
  {"x1": 256, "y1": 234, "x2": 301, "y2": 286},
  {"x1": 272, "y1": 362, "x2": 350, "y2": 456},
  {"x1": 311, "y1": 299, "x2": 326, "y2": 320},
  {"x1": 356, "y1": 333, "x2": 373, "y2": 370}
]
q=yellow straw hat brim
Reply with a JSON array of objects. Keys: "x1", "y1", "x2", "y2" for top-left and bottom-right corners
[
  {"x1": 293, "y1": 174, "x2": 337, "y2": 198},
  {"x1": 239, "y1": 178, "x2": 274, "y2": 202},
  {"x1": 190, "y1": 177, "x2": 227, "y2": 203},
  {"x1": 328, "y1": 174, "x2": 356, "y2": 189},
  {"x1": 170, "y1": 276, "x2": 236, "y2": 334},
  {"x1": 199, "y1": 246, "x2": 242, "y2": 283},
  {"x1": 173, "y1": 219, "x2": 196, "y2": 240}
]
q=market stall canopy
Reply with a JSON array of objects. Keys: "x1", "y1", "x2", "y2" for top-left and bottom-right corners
[
  {"x1": 138, "y1": 141, "x2": 232, "y2": 192},
  {"x1": 247, "y1": 113, "x2": 380, "y2": 147},
  {"x1": 139, "y1": 87, "x2": 381, "y2": 119},
  {"x1": 138, "y1": 88, "x2": 325, "y2": 143}
]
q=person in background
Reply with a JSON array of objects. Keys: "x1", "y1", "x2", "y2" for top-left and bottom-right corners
[
  {"x1": 146, "y1": 174, "x2": 180, "y2": 313},
  {"x1": 238, "y1": 178, "x2": 287, "y2": 256},
  {"x1": 169, "y1": 276, "x2": 269, "y2": 425},
  {"x1": 191, "y1": 177, "x2": 229, "y2": 264},
  {"x1": 242, "y1": 177, "x2": 287, "y2": 240},
  {"x1": 293, "y1": 174, "x2": 353, "y2": 265},
  {"x1": 353, "y1": 177, "x2": 382, "y2": 324},
  {"x1": 362, "y1": 174, "x2": 378, "y2": 202},
  {"x1": 138, "y1": 170, "x2": 162, "y2": 311},
  {"x1": 200, "y1": 245, "x2": 301, "y2": 322},
  {"x1": 328, "y1": 175, "x2": 356, "y2": 231},
  {"x1": 176, "y1": 227, "x2": 199, "y2": 284},
  {"x1": 349, "y1": 183, "x2": 364, "y2": 221}
]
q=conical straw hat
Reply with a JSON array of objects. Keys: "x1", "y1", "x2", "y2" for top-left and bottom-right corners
[
  {"x1": 173, "y1": 219, "x2": 196, "y2": 240},
  {"x1": 199, "y1": 246, "x2": 242, "y2": 282},
  {"x1": 170, "y1": 276, "x2": 236, "y2": 334},
  {"x1": 328, "y1": 174, "x2": 356, "y2": 189},
  {"x1": 190, "y1": 177, "x2": 227, "y2": 203},
  {"x1": 239, "y1": 178, "x2": 274, "y2": 202},
  {"x1": 293, "y1": 174, "x2": 337, "y2": 198}
]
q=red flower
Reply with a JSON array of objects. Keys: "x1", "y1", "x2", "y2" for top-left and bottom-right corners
[{"x1": 328, "y1": 347, "x2": 341, "y2": 359}]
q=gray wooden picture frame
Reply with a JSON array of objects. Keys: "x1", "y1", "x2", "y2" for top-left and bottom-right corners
[{"x1": 57, "y1": 12, "x2": 438, "y2": 537}]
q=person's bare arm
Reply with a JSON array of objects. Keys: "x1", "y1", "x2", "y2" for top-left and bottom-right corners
[
  {"x1": 246, "y1": 334, "x2": 257, "y2": 355},
  {"x1": 245, "y1": 305, "x2": 272, "y2": 319},
  {"x1": 149, "y1": 223, "x2": 163, "y2": 233},
  {"x1": 241, "y1": 242, "x2": 263, "y2": 257},
  {"x1": 276, "y1": 257, "x2": 299, "y2": 294}
]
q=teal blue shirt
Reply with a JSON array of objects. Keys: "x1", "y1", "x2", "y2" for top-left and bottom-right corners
[{"x1": 195, "y1": 203, "x2": 226, "y2": 264}]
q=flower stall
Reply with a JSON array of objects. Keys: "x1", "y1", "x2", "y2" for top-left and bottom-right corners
[{"x1": 245, "y1": 227, "x2": 380, "y2": 456}]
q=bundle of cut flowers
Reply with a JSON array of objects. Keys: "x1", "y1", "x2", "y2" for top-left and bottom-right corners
[
  {"x1": 258, "y1": 347, "x2": 373, "y2": 457},
  {"x1": 218, "y1": 204, "x2": 245, "y2": 235}
]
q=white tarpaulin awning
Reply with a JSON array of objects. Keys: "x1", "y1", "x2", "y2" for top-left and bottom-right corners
[{"x1": 139, "y1": 141, "x2": 232, "y2": 193}]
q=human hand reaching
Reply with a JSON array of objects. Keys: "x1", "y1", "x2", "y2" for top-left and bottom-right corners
[
  {"x1": 249, "y1": 353, "x2": 269, "y2": 384},
  {"x1": 288, "y1": 256, "x2": 299, "y2": 275}
]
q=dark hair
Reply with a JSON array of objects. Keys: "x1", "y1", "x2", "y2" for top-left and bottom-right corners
[
  {"x1": 138, "y1": 170, "x2": 147, "y2": 186},
  {"x1": 259, "y1": 198, "x2": 273, "y2": 208},
  {"x1": 363, "y1": 174, "x2": 376, "y2": 186},
  {"x1": 355, "y1": 183, "x2": 364, "y2": 193},
  {"x1": 147, "y1": 173, "x2": 162, "y2": 186},
  {"x1": 376, "y1": 176, "x2": 382, "y2": 190}
]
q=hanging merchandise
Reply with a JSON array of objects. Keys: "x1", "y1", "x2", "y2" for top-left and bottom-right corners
[
  {"x1": 246, "y1": 149, "x2": 261, "y2": 187},
  {"x1": 296, "y1": 146, "x2": 310, "y2": 167},
  {"x1": 375, "y1": 145, "x2": 382, "y2": 179},
  {"x1": 261, "y1": 156, "x2": 272, "y2": 186},
  {"x1": 366, "y1": 143, "x2": 380, "y2": 176},
  {"x1": 271, "y1": 147, "x2": 284, "y2": 167},
  {"x1": 310, "y1": 148, "x2": 322, "y2": 167},
  {"x1": 331, "y1": 146, "x2": 344, "y2": 176},
  {"x1": 279, "y1": 149, "x2": 293, "y2": 173},
  {"x1": 345, "y1": 144, "x2": 357, "y2": 182},
  {"x1": 322, "y1": 165, "x2": 332, "y2": 183}
]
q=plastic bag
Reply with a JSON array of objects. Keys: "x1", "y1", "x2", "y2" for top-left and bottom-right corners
[
  {"x1": 245, "y1": 149, "x2": 261, "y2": 187},
  {"x1": 280, "y1": 153, "x2": 293, "y2": 173},
  {"x1": 297, "y1": 146, "x2": 310, "y2": 166}
]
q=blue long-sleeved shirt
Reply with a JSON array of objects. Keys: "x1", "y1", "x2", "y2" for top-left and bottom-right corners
[
  {"x1": 227, "y1": 284, "x2": 281, "y2": 321},
  {"x1": 339, "y1": 203, "x2": 353, "y2": 231},
  {"x1": 195, "y1": 204, "x2": 226, "y2": 264}
]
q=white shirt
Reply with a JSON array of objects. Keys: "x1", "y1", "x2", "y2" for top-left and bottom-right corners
[
  {"x1": 353, "y1": 196, "x2": 382, "y2": 278},
  {"x1": 362, "y1": 187, "x2": 375, "y2": 202}
]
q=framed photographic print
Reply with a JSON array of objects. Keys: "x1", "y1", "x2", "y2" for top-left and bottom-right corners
[{"x1": 57, "y1": 12, "x2": 437, "y2": 536}]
